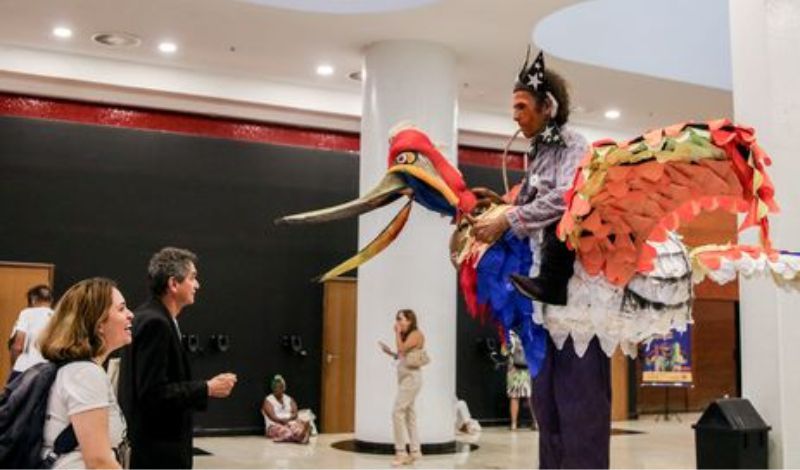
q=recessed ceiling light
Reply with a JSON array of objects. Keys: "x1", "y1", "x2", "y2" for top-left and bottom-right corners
[
  {"x1": 604, "y1": 109, "x2": 621, "y2": 120},
  {"x1": 316, "y1": 64, "x2": 334, "y2": 76},
  {"x1": 52, "y1": 27, "x2": 73, "y2": 39},
  {"x1": 92, "y1": 32, "x2": 141, "y2": 48},
  {"x1": 158, "y1": 42, "x2": 178, "y2": 54}
]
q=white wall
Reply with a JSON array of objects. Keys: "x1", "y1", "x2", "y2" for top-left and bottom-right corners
[{"x1": 729, "y1": 0, "x2": 800, "y2": 467}]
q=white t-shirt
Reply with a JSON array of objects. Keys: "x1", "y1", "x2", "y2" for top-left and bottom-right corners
[
  {"x1": 263, "y1": 393, "x2": 294, "y2": 429},
  {"x1": 11, "y1": 306, "x2": 53, "y2": 372},
  {"x1": 41, "y1": 362, "x2": 126, "y2": 469}
]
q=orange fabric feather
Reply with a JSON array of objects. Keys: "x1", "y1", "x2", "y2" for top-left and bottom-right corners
[{"x1": 559, "y1": 120, "x2": 779, "y2": 286}]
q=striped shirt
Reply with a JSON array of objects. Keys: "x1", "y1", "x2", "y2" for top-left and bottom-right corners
[{"x1": 506, "y1": 126, "x2": 588, "y2": 238}]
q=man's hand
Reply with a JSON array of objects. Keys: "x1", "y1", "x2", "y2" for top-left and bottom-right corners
[
  {"x1": 207, "y1": 372, "x2": 237, "y2": 398},
  {"x1": 472, "y1": 213, "x2": 511, "y2": 244}
]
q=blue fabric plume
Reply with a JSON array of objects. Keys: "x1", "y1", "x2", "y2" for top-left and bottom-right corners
[{"x1": 476, "y1": 230, "x2": 548, "y2": 377}]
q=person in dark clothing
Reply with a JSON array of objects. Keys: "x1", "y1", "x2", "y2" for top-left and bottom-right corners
[
  {"x1": 472, "y1": 50, "x2": 611, "y2": 469},
  {"x1": 118, "y1": 247, "x2": 237, "y2": 469}
]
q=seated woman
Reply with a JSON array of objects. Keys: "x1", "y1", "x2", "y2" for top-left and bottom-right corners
[{"x1": 261, "y1": 375, "x2": 311, "y2": 444}]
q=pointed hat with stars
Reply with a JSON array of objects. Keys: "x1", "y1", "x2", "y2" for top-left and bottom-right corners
[{"x1": 513, "y1": 47, "x2": 565, "y2": 146}]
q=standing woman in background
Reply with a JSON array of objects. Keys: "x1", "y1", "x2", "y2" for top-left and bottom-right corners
[
  {"x1": 506, "y1": 331, "x2": 535, "y2": 431},
  {"x1": 380, "y1": 309, "x2": 426, "y2": 466}
]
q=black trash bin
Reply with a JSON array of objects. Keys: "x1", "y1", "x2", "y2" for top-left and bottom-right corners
[{"x1": 693, "y1": 398, "x2": 771, "y2": 469}]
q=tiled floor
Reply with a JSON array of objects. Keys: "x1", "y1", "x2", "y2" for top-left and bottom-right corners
[{"x1": 195, "y1": 413, "x2": 699, "y2": 469}]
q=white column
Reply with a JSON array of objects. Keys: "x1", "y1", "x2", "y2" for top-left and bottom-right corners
[
  {"x1": 730, "y1": 1, "x2": 800, "y2": 467},
  {"x1": 355, "y1": 40, "x2": 457, "y2": 446}
]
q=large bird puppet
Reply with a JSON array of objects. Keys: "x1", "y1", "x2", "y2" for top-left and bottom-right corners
[{"x1": 275, "y1": 121, "x2": 800, "y2": 377}]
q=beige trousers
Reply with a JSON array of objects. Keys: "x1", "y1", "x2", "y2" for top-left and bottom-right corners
[{"x1": 392, "y1": 362, "x2": 422, "y2": 453}]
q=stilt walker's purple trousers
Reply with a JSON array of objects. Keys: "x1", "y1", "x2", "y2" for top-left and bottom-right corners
[{"x1": 532, "y1": 336, "x2": 611, "y2": 469}]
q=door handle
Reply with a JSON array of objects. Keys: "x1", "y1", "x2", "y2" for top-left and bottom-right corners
[{"x1": 326, "y1": 353, "x2": 339, "y2": 363}]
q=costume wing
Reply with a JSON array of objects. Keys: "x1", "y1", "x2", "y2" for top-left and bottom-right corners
[{"x1": 557, "y1": 119, "x2": 798, "y2": 287}]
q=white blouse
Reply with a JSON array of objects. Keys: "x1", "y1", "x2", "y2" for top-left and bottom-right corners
[
  {"x1": 41, "y1": 362, "x2": 125, "y2": 469},
  {"x1": 263, "y1": 393, "x2": 294, "y2": 429}
]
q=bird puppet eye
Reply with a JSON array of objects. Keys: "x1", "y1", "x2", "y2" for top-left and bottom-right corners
[{"x1": 395, "y1": 152, "x2": 417, "y2": 165}]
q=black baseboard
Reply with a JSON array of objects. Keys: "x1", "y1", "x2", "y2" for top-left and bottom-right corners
[
  {"x1": 332, "y1": 439, "x2": 474, "y2": 455},
  {"x1": 194, "y1": 426, "x2": 264, "y2": 437}
]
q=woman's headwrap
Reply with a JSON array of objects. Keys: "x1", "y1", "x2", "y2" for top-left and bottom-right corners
[
  {"x1": 514, "y1": 48, "x2": 565, "y2": 147},
  {"x1": 271, "y1": 374, "x2": 286, "y2": 392}
]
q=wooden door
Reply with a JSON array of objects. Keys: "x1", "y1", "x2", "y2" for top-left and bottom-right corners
[
  {"x1": 0, "y1": 261, "x2": 54, "y2": 383},
  {"x1": 321, "y1": 277, "x2": 357, "y2": 433},
  {"x1": 635, "y1": 210, "x2": 740, "y2": 413},
  {"x1": 611, "y1": 349, "x2": 629, "y2": 421}
]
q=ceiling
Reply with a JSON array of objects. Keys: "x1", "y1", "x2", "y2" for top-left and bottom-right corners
[
  {"x1": 0, "y1": 0, "x2": 732, "y2": 136},
  {"x1": 535, "y1": 0, "x2": 732, "y2": 90}
]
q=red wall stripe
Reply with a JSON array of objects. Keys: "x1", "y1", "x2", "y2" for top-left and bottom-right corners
[
  {"x1": 0, "y1": 93, "x2": 361, "y2": 152},
  {"x1": 459, "y1": 146, "x2": 525, "y2": 171},
  {"x1": 0, "y1": 92, "x2": 523, "y2": 169}
]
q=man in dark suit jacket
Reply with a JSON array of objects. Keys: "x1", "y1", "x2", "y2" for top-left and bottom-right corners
[{"x1": 119, "y1": 247, "x2": 237, "y2": 469}]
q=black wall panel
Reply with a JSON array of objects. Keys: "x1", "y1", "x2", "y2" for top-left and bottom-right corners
[
  {"x1": 0, "y1": 115, "x2": 358, "y2": 433},
  {"x1": 0, "y1": 115, "x2": 526, "y2": 432}
]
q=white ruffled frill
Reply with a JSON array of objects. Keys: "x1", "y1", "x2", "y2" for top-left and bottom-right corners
[
  {"x1": 533, "y1": 233, "x2": 694, "y2": 359},
  {"x1": 693, "y1": 249, "x2": 800, "y2": 289}
]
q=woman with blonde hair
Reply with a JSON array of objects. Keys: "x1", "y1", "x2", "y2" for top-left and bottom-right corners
[
  {"x1": 380, "y1": 309, "x2": 427, "y2": 466},
  {"x1": 38, "y1": 277, "x2": 133, "y2": 469}
]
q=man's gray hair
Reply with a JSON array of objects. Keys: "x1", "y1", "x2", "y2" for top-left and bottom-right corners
[{"x1": 148, "y1": 247, "x2": 198, "y2": 297}]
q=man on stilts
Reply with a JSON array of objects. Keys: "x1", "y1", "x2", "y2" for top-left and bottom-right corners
[{"x1": 473, "y1": 49, "x2": 612, "y2": 469}]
